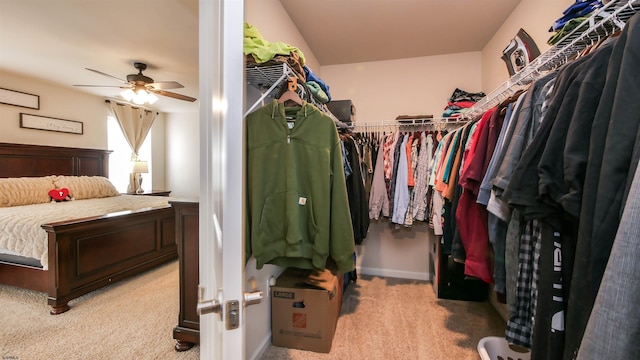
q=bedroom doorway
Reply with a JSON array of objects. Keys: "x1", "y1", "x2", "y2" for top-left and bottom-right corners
[{"x1": 198, "y1": 0, "x2": 246, "y2": 359}]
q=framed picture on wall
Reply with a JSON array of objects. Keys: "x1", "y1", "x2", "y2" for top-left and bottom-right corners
[
  {"x1": 20, "y1": 113, "x2": 83, "y2": 135},
  {"x1": 0, "y1": 87, "x2": 40, "y2": 110}
]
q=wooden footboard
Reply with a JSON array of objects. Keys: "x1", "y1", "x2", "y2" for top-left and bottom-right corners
[
  {"x1": 0, "y1": 205, "x2": 177, "y2": 314},
  {"x1": 0, "y1": 143, "x2": 177, "y2": 314}
]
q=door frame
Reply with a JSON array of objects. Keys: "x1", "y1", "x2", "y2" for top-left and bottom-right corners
[{"x1": 199, "y1": 0, "x2": 246, "y2": 359}]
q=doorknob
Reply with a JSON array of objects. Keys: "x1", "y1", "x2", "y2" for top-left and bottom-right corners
[
  {"x1": 244, "y1": 277, "x2": 264, "y2": 307},
  {"x1": 244, "y1": 290, "x2": 263, "y2": 306},
  {"x1": 197, "y1": 285, "x2": 222, "y2": 319}
]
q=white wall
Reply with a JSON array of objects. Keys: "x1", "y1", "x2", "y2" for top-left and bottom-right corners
[
  {"x1": 0, "y1": 69, "x2": 108, "y2": 149},
  {"x1": 358, "y1": 221, "x2": 434, "y2": 280},
  {"x1": 481, "y1": 0, "x2": 574, "y2": 92},
  {"x1": 150, "y1": 114, "x2": 167, "y2": 191},
  {"x1": 321, "y1": 52, "x2": 483, "y2": 122},
  {"x1": 165, "y1": 111, "x2": 199, "y2": 198}
]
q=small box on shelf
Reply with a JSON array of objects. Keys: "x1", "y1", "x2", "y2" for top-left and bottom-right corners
[{"x1": 326, "y1": 100, "x2": 356, "y2": 124}]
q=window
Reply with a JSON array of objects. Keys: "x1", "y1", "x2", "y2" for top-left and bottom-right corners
[{"x1": 107, "y1": 116, "x2": 152, "y2": 193}]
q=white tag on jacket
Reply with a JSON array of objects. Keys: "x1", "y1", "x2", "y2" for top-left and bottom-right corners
[
  {"x1": 298, "y1": 197, "x2": 307, "y2": 205},
  {"x1": 287, "y1": 122, "x2": 295, "y2": 129}
]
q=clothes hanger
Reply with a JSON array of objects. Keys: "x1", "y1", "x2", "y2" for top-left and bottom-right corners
[{"x1": 278, "y1": 77, "x2": 303, "y2": 107}]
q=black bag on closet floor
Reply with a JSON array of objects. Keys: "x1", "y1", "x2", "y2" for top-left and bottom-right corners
[{"x1": 437, "y1": 255, "x2": 489, "y2": 302}]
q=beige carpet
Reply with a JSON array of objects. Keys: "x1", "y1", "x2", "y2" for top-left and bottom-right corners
[
  {"x1": 1, "y1": 263, "x2": 505, "y2": 360},
  {"x1": 261, "y1": 275, "x2": 506, "y2": 360},
  {"x1": 0, "y1": 260, "x2": 199, "y2": 360}
]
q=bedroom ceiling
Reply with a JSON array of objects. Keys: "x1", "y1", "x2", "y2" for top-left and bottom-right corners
[
  {"x1": 0, "y1": 0, "x2": 199, "y2": 114},
  {"x1": 0, "y1": 0, "x2": 521, "y2": 113}
]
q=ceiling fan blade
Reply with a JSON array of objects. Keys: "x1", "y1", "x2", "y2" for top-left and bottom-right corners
[
  {"x1": 150, "y1": 89, "x2": 197, "y2": 102},
  {"x1": 73, "y1": 84, "x2": 126, "y2": 88},
  {"x1": 85, "y1": 68, "x2": 128, "y2": 83},
  {"x1": 147, "y1": 81, "x2": 184, "y2": 90}
]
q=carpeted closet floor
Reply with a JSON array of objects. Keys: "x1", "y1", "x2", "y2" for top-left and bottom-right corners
[{"x1": 261, "y1": 275, "x2": 506, "y2": 359}]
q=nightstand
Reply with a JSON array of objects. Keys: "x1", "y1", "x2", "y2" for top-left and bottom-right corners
[{"x1": 126, "y1": 190, "x2": 172, "y2": 196}]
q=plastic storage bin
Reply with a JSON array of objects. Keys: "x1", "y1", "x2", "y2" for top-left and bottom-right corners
[{"x1": 478, "y1": 336, "x2": 531, "y2": 360}]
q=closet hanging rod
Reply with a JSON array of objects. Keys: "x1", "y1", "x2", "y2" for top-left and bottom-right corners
[
  {"x1": 347, "y1": 118, "x2": 469, "y2": 132},
  {"x1": 462, "y1": 0, "x2": 638, "y2": 120}
]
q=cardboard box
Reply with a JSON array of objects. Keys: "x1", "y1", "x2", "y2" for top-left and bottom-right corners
[{"x1": 271, "y1": 267, "x2": 342, "y2": 353}]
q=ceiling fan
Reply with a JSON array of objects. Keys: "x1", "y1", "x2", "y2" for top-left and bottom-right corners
[{"x1": 74, "y1": 62, "x2": 197, "y2": 103}]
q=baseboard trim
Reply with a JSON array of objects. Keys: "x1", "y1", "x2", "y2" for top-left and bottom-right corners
[
  {"x1": 358, "y1": 266, "x2": 430, "y2": 281},
  {"x1": 248, "y1": 333, "x2": 272, "y2": 360},
  {"x1": 488, "y1": 288, "x2": 508, "y2": 322}
]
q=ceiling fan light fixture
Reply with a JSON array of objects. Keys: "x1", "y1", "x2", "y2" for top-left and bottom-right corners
[
  {"x1": 132, "y1": 90, "x2": 147, "y2": 105},
  {"x1": 122, "y1": 85, "x2": 156, "y2": 105},
  {"x1": 121, "y1": 88, "x2": 135, "y2": 101},
  {"x1": 147, "y1": 92, "x2": 159, "y2": 104}
]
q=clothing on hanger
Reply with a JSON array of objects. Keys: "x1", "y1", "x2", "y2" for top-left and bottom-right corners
[{"x1": 245, "y1": 100, "x2": 355, "y2": 274}]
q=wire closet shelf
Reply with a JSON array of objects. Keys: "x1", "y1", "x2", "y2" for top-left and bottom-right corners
[
  {"x1": 245, "y1": 62, "x2": 328, "y2": 116},
  {"x1": 461, "y1": 0, "x2": 638, "y2": 120},
  {"x1": 245, "y1": 63, "x2": 296, "y2": 116}
]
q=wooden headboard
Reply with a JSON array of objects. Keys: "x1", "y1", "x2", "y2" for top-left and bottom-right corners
[{"x1": 0, "y1": 143, "x2": 111, "y2": 178}]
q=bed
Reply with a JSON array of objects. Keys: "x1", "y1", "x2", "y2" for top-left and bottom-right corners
[{"x1": 0, "y1": 142, "x2": 177, "y2": 314}]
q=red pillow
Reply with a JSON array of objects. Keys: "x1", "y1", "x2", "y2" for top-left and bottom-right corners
[{"x1": 49, "y1": 188, "x2": 71, "y2": 202}]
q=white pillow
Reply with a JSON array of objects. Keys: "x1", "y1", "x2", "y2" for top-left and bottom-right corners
[
  {"x1": 53, "y1": 175, "x2": 121, "y2": 200},
  {"x1": 0, "y1": 176, "x2": 56, "y2": 207}
]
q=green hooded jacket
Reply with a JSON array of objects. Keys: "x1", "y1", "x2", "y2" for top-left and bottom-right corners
[{"x1": 246, "y1": 100, "x2": 355, "y2": 273}]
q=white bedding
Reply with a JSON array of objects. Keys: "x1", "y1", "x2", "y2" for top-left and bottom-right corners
[{"x1": 0, "y1": 195, "x2": 173, "y2": 270}]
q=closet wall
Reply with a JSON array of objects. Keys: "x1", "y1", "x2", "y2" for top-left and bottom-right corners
[
  {"x1": 322, "y1": 52, "x2": 483, "y2": 121},
  {"x1": 317, "y1": 0, "x2": 574, "y2": 282}
]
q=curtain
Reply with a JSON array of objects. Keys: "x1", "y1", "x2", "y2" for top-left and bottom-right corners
[{"x1": 107, "y1": 101, "x2": 158, "y2": 192}]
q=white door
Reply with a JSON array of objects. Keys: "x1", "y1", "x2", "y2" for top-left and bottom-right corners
[{"x1": 199, "y1": 0, "x2": 246, "y2": 359}]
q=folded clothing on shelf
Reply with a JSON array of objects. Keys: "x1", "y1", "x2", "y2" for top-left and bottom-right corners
[
  {"x1": 395, "y1": 114, "x2": 434, "y2": 120},
  {"x1": 549, "y1": 0, "x2": 603, "y2": 32},
  {"x1": 244, "y1": 22, "x2": 306, "y2": 65},
  {"x1": 448, "y1": 88, "x2": 486, "y2": 103},
  {"x1": 307, "y1": 81, "x2": 329, "y2": 103},
  {"x1": 442, "y1": 88, "x2": 486, "y2": 118},
  {"x1": 548, "y1": 16, "x2": 592, "y2": 45},
  {"x1": 304, "y1": 65, "x2": 332, "y2": 102}
]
